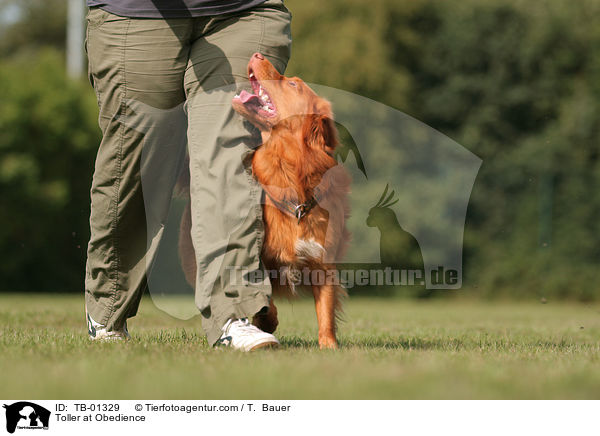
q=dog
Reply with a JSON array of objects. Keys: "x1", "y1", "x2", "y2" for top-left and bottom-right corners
[{"x1": 179, "y1": 53, "x2": 350, "y2": 349}]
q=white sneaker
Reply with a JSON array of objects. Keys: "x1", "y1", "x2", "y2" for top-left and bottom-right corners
[
  {"x1": 216, "y1": 318, "x2": 280, "y2": 351},
  {"x1": 87, "y1": 313, "x2": 130, "y2": 341}
]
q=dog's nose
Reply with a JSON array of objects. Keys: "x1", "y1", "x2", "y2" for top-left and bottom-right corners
[{"x1": 253, "y1": 52, "x2": 264, "y2": 60}]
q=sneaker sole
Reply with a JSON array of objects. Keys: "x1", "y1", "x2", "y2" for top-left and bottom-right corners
[
  {"x1": 249, "y1": 341, "x2": 280, "y2": 351},
  {"x1": 89, "y1": 335, "x2": 129, "y2": 342}
]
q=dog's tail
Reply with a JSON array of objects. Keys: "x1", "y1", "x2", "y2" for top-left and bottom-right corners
[
  {"x1": 176, "y1": 154, "x2": 196, "y2": 288},
  {"x1": 178, "y1": 200, "x2": 196, "y2": 288},
  {"x1": 175, "y1": 154, "x2": 191, "y2": 196}
]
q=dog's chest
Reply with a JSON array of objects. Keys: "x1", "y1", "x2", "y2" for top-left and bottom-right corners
[{"x1": 294, "y1": 238, "x2": 325, "y2": 263}]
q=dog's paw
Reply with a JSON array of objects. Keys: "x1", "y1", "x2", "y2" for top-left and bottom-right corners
[{"x1": 318, "y1": 335, "x2": 339, "y2": 350}]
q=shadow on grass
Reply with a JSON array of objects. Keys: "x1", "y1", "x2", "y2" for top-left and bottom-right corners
[
  {"x1": 279, "y1": 336, "x2": 467, "y2": 350},
  {"x1": 279, "y1": 336, "x2": 585, "y2": 352}
]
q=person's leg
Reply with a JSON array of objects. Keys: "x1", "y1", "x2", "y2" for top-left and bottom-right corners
[
  {"x1": 84, "y1": 8, "x2": 192, "y2": 336},
  {"x1": 183, "y1": 0, "x2": 292, "y2": 345}
]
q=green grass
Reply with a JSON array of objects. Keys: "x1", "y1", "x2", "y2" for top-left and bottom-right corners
[{"x1": 1, "y1": 294, "x2": 599, "y2": 399}]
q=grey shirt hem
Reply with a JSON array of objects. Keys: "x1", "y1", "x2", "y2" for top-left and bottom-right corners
[{"x1": 87, "y1": 0, "x2": 268, "y2": 18}]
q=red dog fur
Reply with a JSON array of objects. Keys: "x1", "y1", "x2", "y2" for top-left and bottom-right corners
[{"x1": 180, "y1": 53, "x2": 350, "y2": 349}]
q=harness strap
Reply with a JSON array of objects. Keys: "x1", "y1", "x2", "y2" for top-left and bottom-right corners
[{"x1": 264, "y1": 186, "x2": 324, "y2": 223}]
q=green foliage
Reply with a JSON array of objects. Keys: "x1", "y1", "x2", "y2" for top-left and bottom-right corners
[
  {"x1": 402, "y1": 0, "x2": 600, "y2": 300},
  {"x1": 0, "y1": 49, "x2": 100, "y2": 291},
  {"x1": 286, "y1": 0, "x2": 417, "y2": 109}
]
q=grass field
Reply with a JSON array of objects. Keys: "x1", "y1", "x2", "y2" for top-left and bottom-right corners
[{"x1": 1, "y1": 294, "x2": 599, "y2": 399}]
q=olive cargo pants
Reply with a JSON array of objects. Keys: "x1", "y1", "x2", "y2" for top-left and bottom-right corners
[{"x1": 84, "y1": 0, "x2": 291, "y2": 345}]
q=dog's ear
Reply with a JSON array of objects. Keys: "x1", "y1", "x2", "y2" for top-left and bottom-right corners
[
  {"x1": 303, "y1": 114, "x2": 338, "y2": 152},
  {"x1": 303, "y1": 111, "x2": 338, "y2": 153}
]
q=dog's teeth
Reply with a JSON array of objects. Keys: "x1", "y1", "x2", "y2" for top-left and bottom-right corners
[
  {"x1": 249, "y1": 72, "x2": 254, "y2": 78},
  {"x1": 259, "y1": 88, "x2": 264, "y2": 96}
]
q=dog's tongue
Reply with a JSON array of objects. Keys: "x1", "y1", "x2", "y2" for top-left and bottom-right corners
[{"x1": 239, "y1": 90, "x2": 259, "y2": 104}]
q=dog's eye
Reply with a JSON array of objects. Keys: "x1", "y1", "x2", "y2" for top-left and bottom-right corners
[{"x1": 288, "y1": 81, "x2": 297, "y2": 87}]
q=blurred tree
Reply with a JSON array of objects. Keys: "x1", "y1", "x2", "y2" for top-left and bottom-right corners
[
  {"x1": 0, "y1": 49, "x2": 100, "y2": 291},
  {"x1": 0, "y1": 0, "x2": 67, "y2": 58},
  {"x1": 407, "y1": 0, "x2": 600, "y2": 300},
  {"x1": 286, "y1": 0, "x2": 417, "y2": 111}
]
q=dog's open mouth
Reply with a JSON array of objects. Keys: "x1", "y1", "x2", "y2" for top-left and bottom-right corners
[{"x1": 233, "y1": 69, "x2": 277, "y2": 118}]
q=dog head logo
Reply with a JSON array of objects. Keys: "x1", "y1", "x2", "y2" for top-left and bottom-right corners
[{"x1": 3, "y1": 402, "x2": 50, "y2": 434}]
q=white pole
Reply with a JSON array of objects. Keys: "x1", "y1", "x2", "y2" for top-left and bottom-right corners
[{"x1": 66, "y1": 0, "x2": 85, "y2": 78}]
